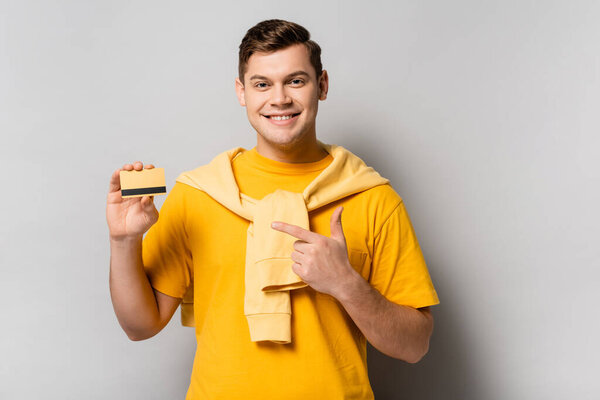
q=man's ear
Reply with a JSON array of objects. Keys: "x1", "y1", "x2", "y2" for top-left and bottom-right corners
[
  {"x1": 318, "y1": 70, "x2": 329, "y2": 101},
  {"x1": 235, "y1": 77, "x2": 246, "y2": 106}
]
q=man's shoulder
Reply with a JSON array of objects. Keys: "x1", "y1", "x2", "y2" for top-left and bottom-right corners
[
  {"x1": 357, "y1": 183, "x2": 403, "y2": 207},
  {"x1": 342, "y1": 183, "x2": 404, "y2": 229},
  {"x1": 166, "y1": 180, "x2": 216, "y2": 204}
]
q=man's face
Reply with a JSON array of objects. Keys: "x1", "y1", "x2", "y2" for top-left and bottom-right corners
[{"x1": 235, "y1": 44, "x2": 328, "y2": 151}]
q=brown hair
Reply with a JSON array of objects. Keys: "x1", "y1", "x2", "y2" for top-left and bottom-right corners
[{"x1": 238, "y1": 19, "x2": 323, "y2": 85}]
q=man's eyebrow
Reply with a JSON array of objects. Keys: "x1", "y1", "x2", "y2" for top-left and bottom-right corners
[{"x1": 249, "y1": 71, "x2": 311, "y2": 81}]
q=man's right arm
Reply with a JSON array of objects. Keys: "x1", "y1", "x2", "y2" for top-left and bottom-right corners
[{"x1": 107, "y1": 162, "x2": 181, "y2": 341}]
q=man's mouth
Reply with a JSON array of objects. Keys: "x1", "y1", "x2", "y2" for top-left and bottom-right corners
[{"x1": 263, "y1": 112, "x2": 301, "y2": 120}]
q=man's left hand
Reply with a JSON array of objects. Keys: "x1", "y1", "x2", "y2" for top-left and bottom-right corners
[{"x1": 270, "y1": 206, "x2": 360, "y2": 299}]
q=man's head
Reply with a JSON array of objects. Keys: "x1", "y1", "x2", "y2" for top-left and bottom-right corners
[
  {"x1": 238, "y1": 19, "x2": 323, "y2": 86},
  {"x1": 235, "y1": 19, "x2": 329, "y2": 157}
]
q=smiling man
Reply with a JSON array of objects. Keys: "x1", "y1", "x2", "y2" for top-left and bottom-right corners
[
  {"x1": 236, "y1": 42, "x2": 328, "y2": 162},
  {"x1": 107, "y1": 19, "x2": 439, "y2": 399}
]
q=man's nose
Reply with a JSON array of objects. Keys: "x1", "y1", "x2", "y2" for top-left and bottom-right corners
[{"x1": 269, "y1": 84, "x2": 292, "y2": 106}]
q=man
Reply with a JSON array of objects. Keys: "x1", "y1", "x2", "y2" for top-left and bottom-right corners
[{"x1": 107, "y1": 19, "x2": 439, "y2": 399}]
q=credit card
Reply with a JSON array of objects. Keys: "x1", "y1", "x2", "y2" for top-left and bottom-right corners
[{"x1": 119, "y1": 168, "x2": 167, "y2": 198}]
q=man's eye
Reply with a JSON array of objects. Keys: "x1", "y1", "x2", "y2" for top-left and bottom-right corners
[
  {"x1": 290, "y1": 79, "x2": 304, "y2": 85},
  {"x1": 255, "y1": 82, "x2": 268, "y2": 88}
]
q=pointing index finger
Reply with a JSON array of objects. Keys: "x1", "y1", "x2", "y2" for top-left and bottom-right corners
[{"x1": 271, "y1": 221, "x2": 319, "y2": 243}]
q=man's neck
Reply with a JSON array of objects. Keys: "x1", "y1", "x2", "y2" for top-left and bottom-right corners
[{"x1": 256, "y1": 137, "x2": 329, "y2": 163}]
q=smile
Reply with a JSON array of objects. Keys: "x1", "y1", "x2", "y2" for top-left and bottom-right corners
[
  {"x1": 263, "y1": 113, "x2": 301, "y2": 119},
  {"x1": 262, "y1": 113, "x2": 301, "y2": 125}
]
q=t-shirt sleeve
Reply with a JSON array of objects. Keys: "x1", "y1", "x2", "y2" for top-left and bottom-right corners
[
  {"x1": 369, "y1": 200, "x2": 439, "y2": 308},
  {"x1": 142, "y1": 182, "x2": 192, "y2": 299}
]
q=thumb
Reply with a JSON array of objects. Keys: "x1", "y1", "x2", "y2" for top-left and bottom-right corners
[
  {"x1": 140, "y1": 195, "x2": 153, "y2": 208},
  {"x1": 141, "y1": 195, "x2": 157, "y2": 213},
  {"x1": 330, "y1": 206, "x2": 347, "y2": 245},
  {"x1": 141, "y1": 196, "x2": 159, "y2": 224}
]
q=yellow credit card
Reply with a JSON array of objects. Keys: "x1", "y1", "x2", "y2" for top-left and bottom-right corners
[{"x1": 119, "y1": 168, "x2": 167, "y2": 198}]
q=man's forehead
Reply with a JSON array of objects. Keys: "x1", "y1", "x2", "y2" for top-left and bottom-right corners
[{"x1": 245, "y1": 44, "x2": 315, "y2": 80}]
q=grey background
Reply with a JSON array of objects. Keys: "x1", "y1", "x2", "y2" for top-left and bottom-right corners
[{"x1": 1, "y1": 1, "x2": 599, "y2": 399}]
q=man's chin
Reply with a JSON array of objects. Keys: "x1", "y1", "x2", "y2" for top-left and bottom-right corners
[{"x1": 257, "y1": 131, "x2": 304, "y2": 150}]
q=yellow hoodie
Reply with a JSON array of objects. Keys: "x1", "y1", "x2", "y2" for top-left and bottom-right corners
[{"x1": 175, "y1": 142, "x2": 389, "y2": 344}]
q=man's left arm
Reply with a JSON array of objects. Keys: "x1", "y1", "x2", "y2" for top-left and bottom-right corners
[
  {"x1": 336, "y1": 274, "x2": 433, "y2": 363},
  {"x1": 271, "y1": 206, "x2": 434, "y2": 363}
]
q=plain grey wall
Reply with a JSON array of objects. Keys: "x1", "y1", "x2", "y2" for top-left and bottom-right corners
[{"x1": 1, "y1": 1, "x2": 599, "y2": 399}]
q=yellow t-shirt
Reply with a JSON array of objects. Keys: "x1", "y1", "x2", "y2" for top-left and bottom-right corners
[{"x1": 142, "y1": 147, "x2": 439, "y2": 400}]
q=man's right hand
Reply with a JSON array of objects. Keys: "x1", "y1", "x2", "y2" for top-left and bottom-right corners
[{"x1": 106, "y1": 161, "x2": 159, "y2": 240}]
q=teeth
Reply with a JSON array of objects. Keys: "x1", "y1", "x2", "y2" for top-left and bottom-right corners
[{"x1": 271, "y1": 115, "x2": 294, "y2": 120}]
